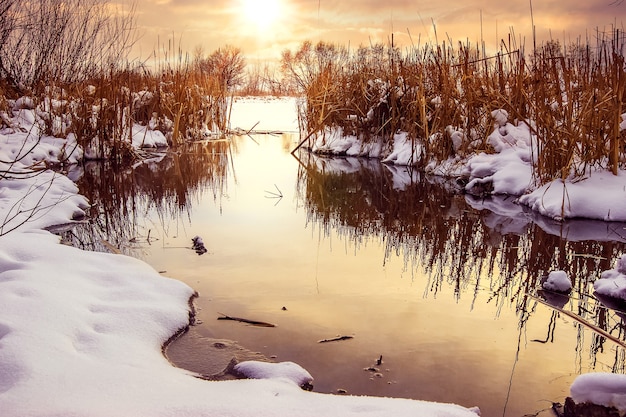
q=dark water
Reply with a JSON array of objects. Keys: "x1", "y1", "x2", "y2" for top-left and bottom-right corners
[{"x1": 71, "y1": 134, "x2": 626, "y2": 417}]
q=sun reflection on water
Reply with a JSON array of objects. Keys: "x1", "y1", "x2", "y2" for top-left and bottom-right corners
[{"x1": 69, "y1": 134, "x2": 626, "y2": 417}]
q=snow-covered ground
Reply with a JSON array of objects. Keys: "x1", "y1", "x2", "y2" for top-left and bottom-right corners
[
  {"x1": 570, "y1": 373, "x2": 626, "y2": 414},
  {"x1": 0, "y1": 98, "x2": 483, "y2": 416},
  {"x1": 229, "y1": 96, "x2": 300, "y2": 133},
  {"x1": 1, "y1": 95, "x2": 625, "y2": 415}
]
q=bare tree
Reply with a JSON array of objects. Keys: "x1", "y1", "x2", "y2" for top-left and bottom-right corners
[
  {"x1": 0, "y1": 0, "x2": 16, "y2": 46},
  {"x1": 0, "y1": 0, "x2": 137, "y2": 90},
  {"x1": 281, "y1": 41, "x2": 349, "y2": 93},
  {"x1": 0, "y1": 0, "x2": 18, "y2": 88},
  {"x1": 196, "y1": 45, "x2": 246, "y2": 92}
]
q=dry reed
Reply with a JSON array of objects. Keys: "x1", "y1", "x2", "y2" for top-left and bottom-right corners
[
  {"x1": 287, "y1": 29, "x2": 626, "y2": 185},
  {"x1": 0, "y1": 51, "x2": 236, "y2": 166}
]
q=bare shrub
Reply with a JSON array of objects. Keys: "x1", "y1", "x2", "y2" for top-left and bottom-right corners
[
  {"x1": 0, "y1": 0, "x2": 137, "y2": 92},
  {"x1": 195, "y1": 45, "x2": 246, "y2": 92},
  {"x1": 240, "y1": 63, "x2": 291, "y2": 96}
]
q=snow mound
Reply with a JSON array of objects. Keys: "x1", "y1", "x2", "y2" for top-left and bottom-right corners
[
  {"x1": 570, "y1": 373, "x2": 626, "y2": 413},
  {"x1": 542, "y1": 270, "x2": 572, "y2": 293},
  {"x1": 519, "y1": 171, "x2": 626, "y2": 221},
  {"x1": 382, "y1": 132, "x2": 422, "y2": 165},
  {"x1": 491, "y1": 109, "x2": 509, "y2": 128},
  {"x1": 234, "y1": 360, "x2": 314, "y2": 388},
  {"x1": 131, "y1": 123, "x2": 168, "y2": 148},
  {"x1": 464, "y1": 121, "x2": 533, "y2": 196},
  {"x1": 594, "y1": 254, "x2": 626, "y2": 301}
]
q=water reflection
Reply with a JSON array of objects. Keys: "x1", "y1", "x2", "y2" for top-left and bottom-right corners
[
  {"x1": 65, "y1": 135, "x2": 626, "y2": 417},
  {"x1": 65, "y1": 140, "x2": 232, "y2": 255},
  {"x1": 296, "y1": 151, "x2": 626, "y2": 371}
]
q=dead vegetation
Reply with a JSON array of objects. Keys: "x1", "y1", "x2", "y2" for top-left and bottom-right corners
[
  {"x1": 0, "y1": 0, "x2": 247, "y2": 166},
  {"x1": 284, "y1": 29, "x2": 626, "y2": 185}
]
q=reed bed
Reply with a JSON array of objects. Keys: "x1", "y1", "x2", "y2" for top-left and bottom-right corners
[
  {"x1": 22, "y1": 61, "x2": 233, "y2": 165},
  {"x1": 0, "y1": 40, "x2": 242, "y2": 168},
  {"x1": 287, "y1": 29, "x2": 626, "y2": 184},
  {"x1": 0, "y1": 0, "x2": 243, "y2": 167}
]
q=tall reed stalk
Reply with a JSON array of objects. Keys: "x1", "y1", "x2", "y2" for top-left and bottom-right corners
[
  {"x1": 287, "y1": 28, "x2": 626, "y2": 185},
  {"x1": 4, "y1": 46, "x2": 236, "y2": 165}
]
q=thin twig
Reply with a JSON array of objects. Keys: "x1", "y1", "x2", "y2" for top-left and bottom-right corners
[{"x1": 217, "y1": 313, "x2": 276, "y2": 327}]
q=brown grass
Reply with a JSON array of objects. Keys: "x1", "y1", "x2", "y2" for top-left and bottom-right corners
[
  {"x1": 1, "y1": 60, "x2": 234, "y2": 165},
  {"x1": 287, "y1": 28, "x2": 626, "y2": 185}
]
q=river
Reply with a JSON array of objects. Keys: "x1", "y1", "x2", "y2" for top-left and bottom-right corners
[{"x1": 71, "y1": 131, "x2": 626, "y2": 417}]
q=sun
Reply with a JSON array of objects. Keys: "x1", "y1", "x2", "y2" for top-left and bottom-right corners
[{"x1": 239, "y1": 0, "x2": 282, "y2": 31}]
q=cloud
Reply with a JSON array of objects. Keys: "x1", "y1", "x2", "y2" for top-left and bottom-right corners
[{"x1": 131, "y1": 0, "x2": 625, "y2": 62}]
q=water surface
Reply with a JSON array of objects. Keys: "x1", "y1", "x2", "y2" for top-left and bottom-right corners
[{"x1": 74, "y1": 134, "x2": 626, "y2": 417}]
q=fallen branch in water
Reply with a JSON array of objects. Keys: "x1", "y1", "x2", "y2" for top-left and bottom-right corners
[
  {"x1": 318, "y1": 335, "x2": 354, "y2": 343},
  {"x1": 217, "y1": 313, "x2": 276, "y2": 327},
  {"x1": 245, "y1": 121, "x2": 260, "y2": 135},
  {"x1": 530, "y1": 294, "x2": 626, "y2": 349},
  {"x1": 264, "y1": 184, "x2": 283, "y2": 199}
]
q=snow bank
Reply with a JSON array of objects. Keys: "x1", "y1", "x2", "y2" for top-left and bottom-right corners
[
  {"x1": 234, "y1": 360, "x2": 314, "y2": 388},
  {"x1": 0, "y1": 230, "x2": 196, "y2": 414},
  {"x1": 382, "y1": 132, "x2": 421, "y2": 165},
  {"x1": 0, "y1": 229, "x2": 483, "y2": 417},
  {"x1": 570, "y1": 373, "x2": 626, "y2": 413},
  {"x1": 0, "y1": 97, "x2": 482, "y2": 417},
  {"x1": 0, "y1": 187, "x2": 476, "y2": 417},
  {"x1": 464, "y1": 116, "x2": 534, "y2": 196},
  {"x1": 519, "y1": 171, "x2": 626, "y2": 221},
  {"x1": 303, "y1": 104, "x2": 626, "y2": 223},
  {"x1": 0, "y1": 170, "x2": 89, "y2": 234},
  {"x1": 1, "y1": 111, "x2": 83, "y2": 168},
  {"x1": 465, "y1": 147, "x2": 533, "y2": 196},
  {"x1": 594, "y1": 254, "x2": 626, "y2": 301}
]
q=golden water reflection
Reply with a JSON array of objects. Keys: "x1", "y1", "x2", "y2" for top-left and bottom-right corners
[
  {"x1": 67, "y1": 140, "x2": 232, "y2": 254},
  {"x1": 72, "y1": 135, "x2": 626, "y2": 417}
]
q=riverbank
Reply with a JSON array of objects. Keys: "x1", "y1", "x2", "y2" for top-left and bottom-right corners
[
  {"x1": 0, "y1": 97, "x2": 483, "y2": 416},
  {"x1": 2, "y1": 95, "x2": 626, "y2": 416},
  {"x1": 301, "y1": 109, "x2": 626, "y2": 222}
]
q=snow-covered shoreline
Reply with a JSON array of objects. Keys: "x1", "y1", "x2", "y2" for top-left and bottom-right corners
[
  {"x1": 0, "y1": 98, "x2": 485, "y2": 416},
  {"x1": 1, "y1": 95, "x2": 626, "y2": 416},
  {"x1": 303, "y1": 109, "x2": 626, "y2": 223}
]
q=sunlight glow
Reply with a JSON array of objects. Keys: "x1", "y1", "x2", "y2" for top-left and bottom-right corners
[{"x1": 239, "y1": 0, "x2": 282, "y2": 32}]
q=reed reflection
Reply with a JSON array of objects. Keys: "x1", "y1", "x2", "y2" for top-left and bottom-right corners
[
  {"x1": 66, "y1": 140, "x2": 232, "y2": 254},
  {"x1": 296, "y1": 151, "x2": 626, "y2": 373}
]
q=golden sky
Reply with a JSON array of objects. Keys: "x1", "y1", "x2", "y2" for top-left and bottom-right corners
[{"x1": 131, "y1": 0, "x2": 624, "y2": 63}]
